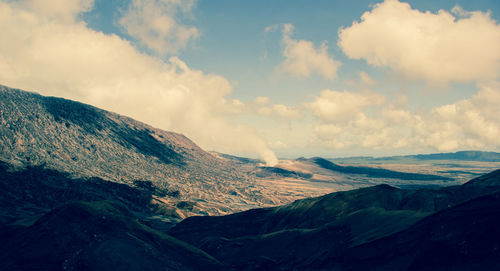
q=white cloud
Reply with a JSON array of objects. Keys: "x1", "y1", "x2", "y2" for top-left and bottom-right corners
[
  {"x1": 381, "y1": 108, "x2": 412, "y2": 125},
  {"x1": 309, "y1": 82, "x2": 500, "y2": 153},
  {"x1": 248, "y1": 96, "x2": 301, "y2": 120},
  {"x1": 309, "y1": 89, "x2": 385, "y2": 123},
  {"x1": 0, "y1": 1, "x2": 278, "y2": 165},
  {"x1": 338, "y1": 0, "x2": 500, "y2": 85},
  {"x1": 423, "y1": 81, "x2": 500, "y2": 150},
  {"x1": 346, "y1": 71, "x2": 377, "y2": 89},
  {"x1": 277, "y1": 24, "x2": 341, "y2": 79},
  {"x1": 313, "y1": 124, "x2": 348, "y2": 149},
  {"x1": 119, "y1": 0, "x2": 199, "y2": 55},
  {"x1": 220, "y1": 98, "x2": 245, "y2": 114},
  {"x1": 258, "y1": 104, "x2": 301, "y2": 119}
]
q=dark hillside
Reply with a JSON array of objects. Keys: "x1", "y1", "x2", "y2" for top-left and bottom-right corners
[
  {"x1": 0, "y1": 201, "x2": 220, "y2": 271},
  {"x1": 169, "y1": 169, "x2": 500, "y2": 270}
]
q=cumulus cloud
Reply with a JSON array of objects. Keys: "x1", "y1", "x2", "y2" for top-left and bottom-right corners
[
  {"x1": 258, "y1": 104, "x2": 301, "y2": 119},
  {"x1": 309, "y1": 82, "x2": 500, "y2": 152},
  {"x1": 345, "y1": 71, "x2": 377, "y2": 89},
  {"x1": 119, "y1": 0, "x2": 199, "y2": 55},
  {"x1": 309, "y1": 89, "x2": 385, "y2": 123},
  {"x1": 423, "y1": 81, "x2": 500, "y2": 150},
  {"x1": 0, "y1": 1, "x2": 278, "y2": 165},
  {"x1": 277, "y1": 24, "x2": 341, "y2": 79},
  {"x1": 338, "y1": 0, "x2": 500, "y2": 85},
  {"x1": 247, "y1": 96, "x2": 301, "y2": 120}
]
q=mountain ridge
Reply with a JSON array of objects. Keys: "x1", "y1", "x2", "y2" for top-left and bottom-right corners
[
  {"x1": 0, "y1": 84, "x2": 271, "y2": 216},
  {"x1": 310, "y1": 157, "x2": 450, "y2": 181},
  {"x1": 330, "y1": 150, "x2": 500, "y2": 162}
]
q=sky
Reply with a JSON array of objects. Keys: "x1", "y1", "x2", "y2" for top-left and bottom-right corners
[{"x1": 1, "y1": 0, "x2": 500, "y2": 164}]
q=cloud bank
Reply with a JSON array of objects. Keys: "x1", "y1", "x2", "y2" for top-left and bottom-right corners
[
  {"x1": 0, "y1": 0, "x2": 277, "y2": 165},
  {"x1": 309, "y1": 82, "x2": 500, "y2": 152},
  {"x1": 339, "y1": 0, "x2": 500, "y2": 85}
]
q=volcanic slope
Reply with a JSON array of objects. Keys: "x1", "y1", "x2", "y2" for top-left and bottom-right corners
[{"x1": 0, "y1": 85, "x2": 272, "y2": 215}]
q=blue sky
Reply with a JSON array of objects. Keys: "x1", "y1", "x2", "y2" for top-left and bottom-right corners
[
  {"x1": 1, "y1": 0, "x2": 500, "y2": 163},
  {"x1": 84, "y1": 0, "x2": 499, "y2": 102}
]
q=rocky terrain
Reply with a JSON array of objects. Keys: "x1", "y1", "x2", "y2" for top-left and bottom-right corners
[{"x1": 0, "y1": 85, "x2": 275, "y2": 216}]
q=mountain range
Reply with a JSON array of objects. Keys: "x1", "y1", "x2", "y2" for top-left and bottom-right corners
[
  {"x1": 331, "y1": 150, "x2": 500, "y2": 162},
  {"x1": 1, "y1": 85, "x2": 500, "y2": 270}
]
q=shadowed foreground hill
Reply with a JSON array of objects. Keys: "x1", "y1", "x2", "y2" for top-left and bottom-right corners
[
  {"x1": 330, "y1": 191, "x2": 500, "y2": 271},
  {"x1": 0, "y1": 201, "x2": 220, "y2": 271},
  {"x1": 0, "y1": 161, "x2": 221, "y2": 270},
  {"x1": 0, "y1": 161, "x2": 153, "y2": 225},
  {"x1": 169, "y1": 169, "x2": 500, "y2": 270}
]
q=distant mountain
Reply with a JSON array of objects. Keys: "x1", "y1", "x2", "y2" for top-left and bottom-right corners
[
  {"x1": 333, "y1": 151, "x2": 500, "y2": 162},
  {"x1": 408, "y1": 150, "x2": 500, "y2": 162},
  {"x1": 310, "y1": 157, "x2": 450, "y2": 181},
  {"x1": 168, "y1": 169, "x2": 500, "y2": 270},
  {"x1": 0, "y1": 85, "x2": 269, "y2": 216},
  {"x1": 255, "y1": 166, "x2": 313, "y2": 179}
]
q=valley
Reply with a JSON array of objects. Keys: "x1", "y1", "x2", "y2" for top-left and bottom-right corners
[
  {"x1": 2, "y1": 0, "x2": 500, "y2": 269},
  {"x1": 247, "y1": 155, "x2": 500, "y2": 205},
  {"x1": 1, "y1": 85, "x2": 500, "y2": 270}
]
